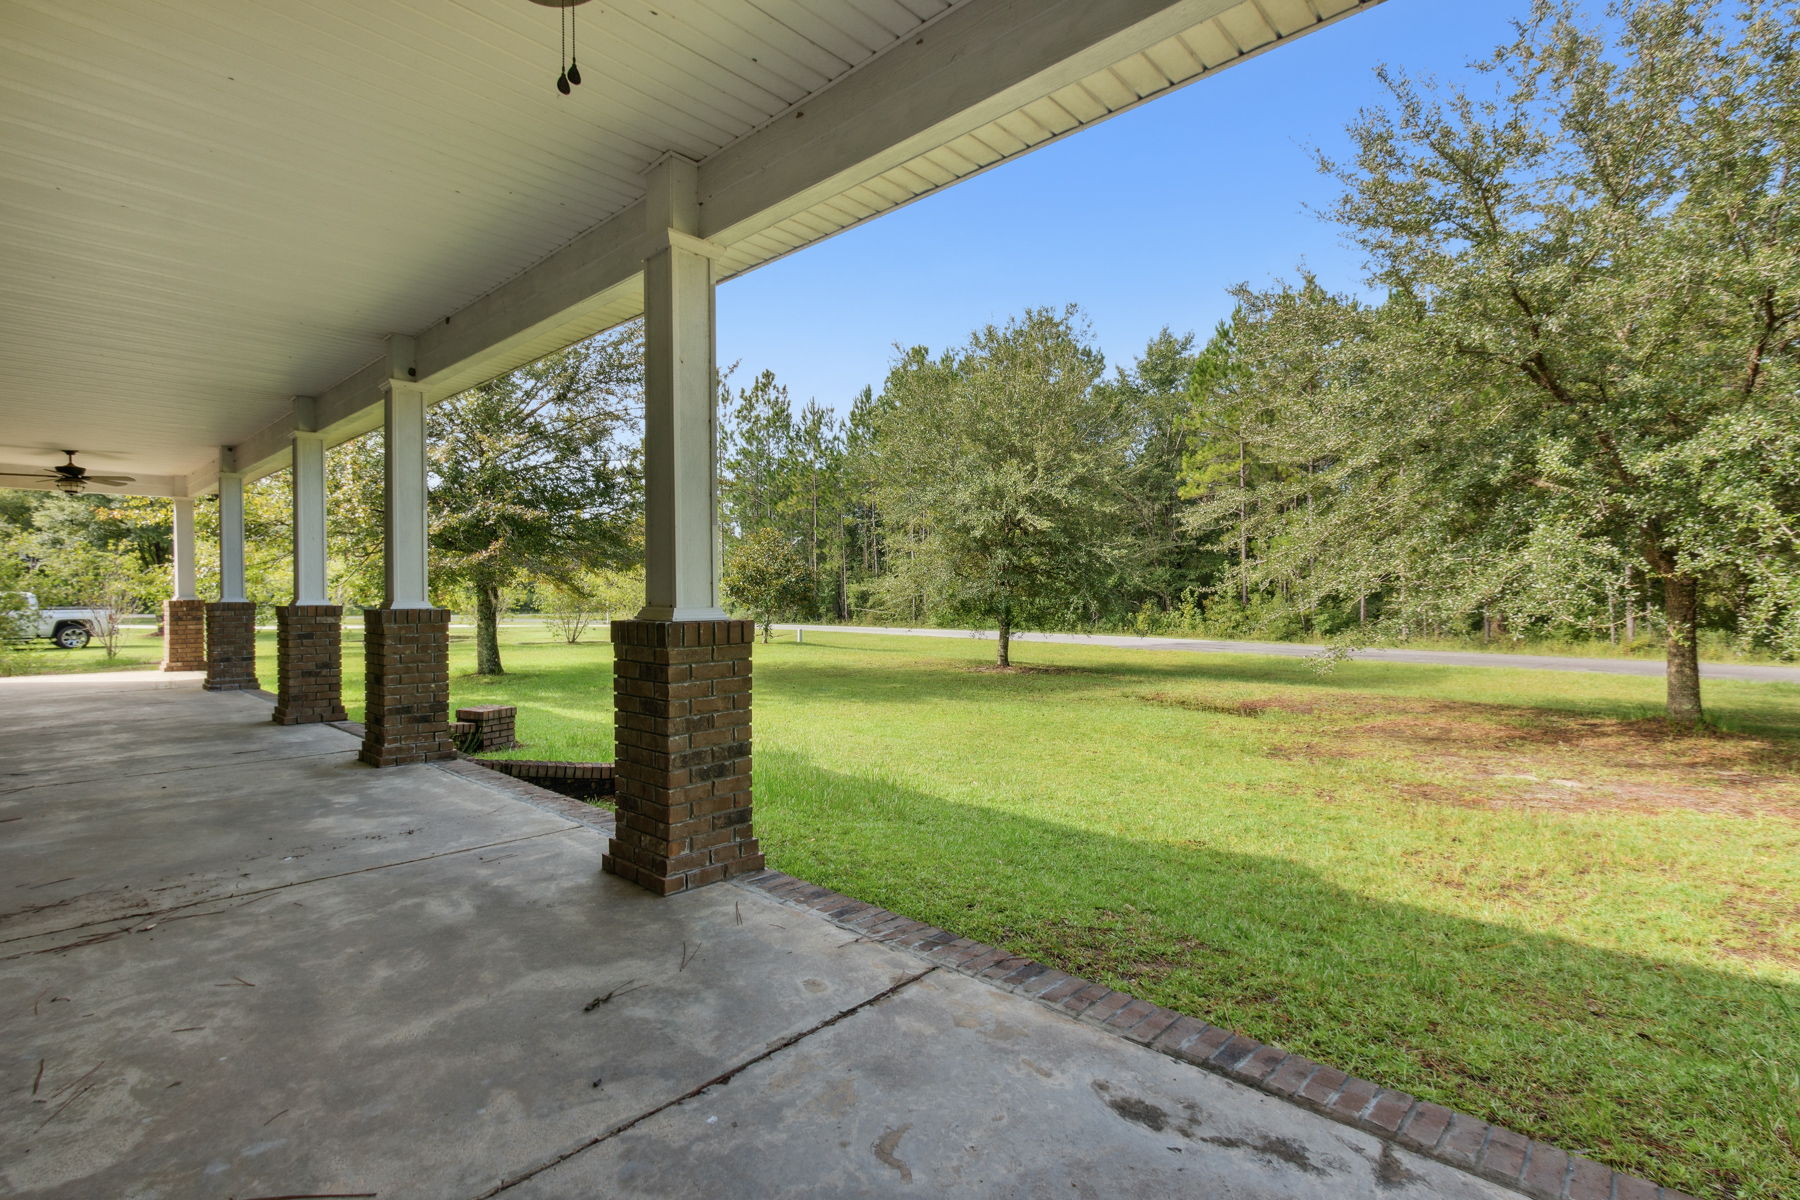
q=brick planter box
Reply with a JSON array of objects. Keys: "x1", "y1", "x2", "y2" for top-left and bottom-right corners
[{"x1": 455, "y1": 704, "x2": 519, "y2": 751}]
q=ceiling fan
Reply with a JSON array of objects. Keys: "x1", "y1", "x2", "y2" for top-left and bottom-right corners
[{"x1": 0, "y1": 451, "x2": 136, "y2": 494}]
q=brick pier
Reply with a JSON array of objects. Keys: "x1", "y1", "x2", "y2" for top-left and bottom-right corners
[
  {"x1": 161, "y1": 598, "x2": 207, "y2": 672},
  {"x1": 202, "y1": 601, "x2": 259, "y2": 691},
  {"x1": 358, "y1": 607, "x2": 454, "y2": 767},
  {"x1": 271, "y1": 604, "x2": 348, "y2": 724},
  {"x1": 604, "y1": 618, "x2": 762, "y2": 895}
]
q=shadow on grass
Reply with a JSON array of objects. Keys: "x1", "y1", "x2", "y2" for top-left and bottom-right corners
[
  {"x1": 761, "y1": 643, "x2": 1800, "y2": 741},
  {"x1": 752, "y1": 747, "x2": 1798, "y2": 1199}
]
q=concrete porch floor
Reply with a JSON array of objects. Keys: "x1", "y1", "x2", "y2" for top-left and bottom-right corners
[{"x1": 0, "y1": 674, "x2": 1527, "y2": 1199}]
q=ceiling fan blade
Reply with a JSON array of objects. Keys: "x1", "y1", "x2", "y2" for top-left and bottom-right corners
[
  {"x1": 83, "y1": 475, "x2": 136, "y2": 485},
  {"x1": 0, "y1": 472, "x2": 56, "y2": 480}
]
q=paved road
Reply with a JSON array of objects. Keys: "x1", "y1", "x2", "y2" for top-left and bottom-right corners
[{"x1": 779, "y1": 623, "x2": 1800, "y2": 685}]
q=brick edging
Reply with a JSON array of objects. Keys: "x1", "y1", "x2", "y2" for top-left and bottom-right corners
[
  {"x1": 734, "y1": 869, "x2": 1694, "y2": 1200},
  {"x1": 472, "y1": 757, "x2": 615, "y2": 801},
  {"x1": 432, "y1": 757, "x2": 617, "y2": 833}
]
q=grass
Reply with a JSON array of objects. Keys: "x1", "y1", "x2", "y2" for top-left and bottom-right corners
[
  {"x1": 1, "y1": 627, "x2": 167, "y2": 674},
  {"x1": 19, "y1": 623, "x2": 1799, "y2": 1196}
]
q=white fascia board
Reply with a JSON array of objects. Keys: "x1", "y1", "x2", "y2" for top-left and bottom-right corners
[{"x1": 696, "y1": 0, "x2": 1242, "y2": 243}]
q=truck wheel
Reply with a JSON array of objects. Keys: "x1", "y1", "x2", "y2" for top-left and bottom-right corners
[{"x1": 53, "y1": 623, "x2": 91, "y2": 649}]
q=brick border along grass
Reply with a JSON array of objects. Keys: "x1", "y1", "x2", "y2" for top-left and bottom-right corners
[{"x1": 740, "y1": 870, "x2": 1696, "y2": 1200}]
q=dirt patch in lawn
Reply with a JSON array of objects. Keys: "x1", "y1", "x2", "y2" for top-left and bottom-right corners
[
  {"x1": 1139, "y1": 692, "x2": 1321, "y2": 718},
  {"x1": 1262, "y1": 694, "x2": 1800, "y2": 819},
  {"x1": 963, "y1": 663, "x2": 1078, "y2": 675},
  {"x1": 1716, "y1": 886, "x2": 1800, "y2": 970}
]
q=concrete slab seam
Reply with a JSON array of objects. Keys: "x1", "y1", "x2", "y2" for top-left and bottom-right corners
[
  {"x1": 470, "y1": 964, "x2": 938, "y2": 1198},
  {"x1": 732, "y1": 869, "x2": 1670, "y2": 1200}
]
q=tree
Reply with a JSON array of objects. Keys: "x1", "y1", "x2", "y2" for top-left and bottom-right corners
[
  {"x1": 871, "y1": 306, "x2": 1138, "y2": 667},
  {"x1": 1098, "y1": 327, "x2": 1204, "y2": 610},
  {"x1": 1180, "y1": 317, "x2": 1257, "y2": 604},
  {"x1": 722, "y1": 525, "x2": 811, "y2": 643},
  {"x1": 718, "y1": 369, "x2": 797, "y2": 537},
  {"x1": 329, "y1": 328, "x2": 644, "y2": 674},
  {"x1": 541, "y1": 582, "x2": 598, "y2": 644},
  {"x1": 1197, "y1": 1, "x2": 1800, "y2": 722},
  {"x1": 540, "y1": 564, "x2": 644, "y2": 643}
]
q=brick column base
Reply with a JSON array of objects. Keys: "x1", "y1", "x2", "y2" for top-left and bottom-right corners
[
  {"x1": 272, "y1": 604, "x2": 348, "y2": 724},
  {"x1": 161, "y1": 598, "x2": 207, "y2": 672},
  {"x1": 359, "y1": 607, "x2": 454, "y2": 767},
  {"x1": 202, "y1": 601, "x2": 259, "y2": 691},
  {"x1": 604, "y1": 618, "x2": 763, "y2": 896}
]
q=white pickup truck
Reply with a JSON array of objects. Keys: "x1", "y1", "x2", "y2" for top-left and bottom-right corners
[{"x1": 2, "y1": 592, "x2": 113, "y2": 649}]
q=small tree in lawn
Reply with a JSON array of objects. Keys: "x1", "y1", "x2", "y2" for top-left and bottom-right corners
[
  {"x1": 587, "y1": 565, "x2": 644, "y2": 624},
  {"x1": 722, "y1": 526, "x2": 811, "y2": 643},
  {"x1": 83, "y1": 573, "x2": 134, "y2": 659},
  {"x1": 871, "y1": 306, "x2": 1139, "y2": 668},
  {"x1": 541, "y1": 581, "x2": 597, "y2": 644}
]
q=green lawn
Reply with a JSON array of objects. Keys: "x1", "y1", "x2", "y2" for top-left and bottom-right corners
[{"x1": 22, "y1": 624, "x2": 1799, "y2": 1196}]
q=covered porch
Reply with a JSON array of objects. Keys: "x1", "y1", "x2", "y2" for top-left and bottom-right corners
[
  {"x1": 1, "y1": 672, "x2": 1533, "y2": 1197},
  {"x1": 1, "y1": 2, "x2": 1691, "y2": 1197}
]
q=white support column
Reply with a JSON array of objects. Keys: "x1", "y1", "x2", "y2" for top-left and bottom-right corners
[
  {"x1": 382, "y1": 336, "x2": 432, "y2": 609},
  {"x1": 290, "y1": 400, "x2": 330, "y2": 606},
  {"x1": 639, "y1": 153, "x2": 726, "y2": 622},
  {"x1": 171, "y1": 498, "x2": 197, "y2": 600},
  {"x1": 216, "y1": 449, "x2": 247, "y2": 603}
]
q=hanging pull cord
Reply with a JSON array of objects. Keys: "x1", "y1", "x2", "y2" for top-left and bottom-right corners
[
  {"x1": 567, "y1": 4, "x2": 582, "y2": 86},
  {"x1": 556, "y1": 5, "x2": 570, "y2": 94}
]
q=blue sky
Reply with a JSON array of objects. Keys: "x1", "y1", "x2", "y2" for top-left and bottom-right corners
[{"x1": 715, "y1": 0, "x2": 1537, "y2": 410}]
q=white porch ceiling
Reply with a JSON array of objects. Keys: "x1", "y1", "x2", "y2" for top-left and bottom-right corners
[{"x1": 0, "y1": 0, "x2": 1382, "y2": 496}]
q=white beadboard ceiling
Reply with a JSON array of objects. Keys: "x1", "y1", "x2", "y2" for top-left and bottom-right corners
[{"x1": 0, "y1": 0, "x2": 1381, "y2": 494}]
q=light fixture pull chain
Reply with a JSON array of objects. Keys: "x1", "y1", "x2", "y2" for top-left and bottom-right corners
[
  {"x1": 557, "y1": 6, "x2": 570, "y2": 94},
  {"x1": 568, "y1": 5, "x2": 582, "y2": 86}
]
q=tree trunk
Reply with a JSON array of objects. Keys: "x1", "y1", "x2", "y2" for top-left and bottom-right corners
[
  {"x1": 1663, "y1": 573, "x2": 1703, "y2": 724},
  {"x1": 760, "y1": 617, "x2": 772, "y2": 644},
  {"x1": 1624, "y1": 565, "x2": 1636, "y2": 643},
  {"x1": 996, "y1": 608, "x2": 1011, "y2": 668},
  {"x1": 475, "y1": 581, "x2": 504, "y2": 675},
  {"x1": 1238, "y1": 442, "x2": 1249, "y2": 605}
]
